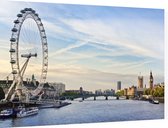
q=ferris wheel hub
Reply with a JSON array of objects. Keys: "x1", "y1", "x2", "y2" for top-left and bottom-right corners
[{"x1": 21, "y1": 53, "x2": 37, "y2": 58}]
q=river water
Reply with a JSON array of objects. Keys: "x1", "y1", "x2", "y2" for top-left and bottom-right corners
[{"x1": 0, "y1": 96, "x2": 164, "y2": 127}]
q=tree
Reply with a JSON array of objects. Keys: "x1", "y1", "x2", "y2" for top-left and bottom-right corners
[
  {"x1": 150, "y1": 89, "x2": 154, "y2": 96},
  {"x1": 154, "y1": 86, "x2": 164, "y2": 97},
  {"x1": 144, "y1": 88, "x2": 150, "y2": 95},
  {"x1": 143, "y1": 86, "x2": 164, "y2": 97},
  {"x1": 153, "y1": 89, "x2": 159, "y2": 97},
  {"x1": 0, "y1": 87, "x2": 5, "y2": 100},
  {"x1": 116, "y1": 90, "x2": 124, "y2": 96}
]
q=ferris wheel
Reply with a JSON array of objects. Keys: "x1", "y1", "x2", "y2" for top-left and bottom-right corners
[{"x1": 5, "y1": 8, "x2": 48, "y2": 101}]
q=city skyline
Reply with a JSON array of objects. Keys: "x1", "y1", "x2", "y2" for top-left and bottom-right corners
[{"x1": 0, "y1": 1, "x2": 164, "y2": 91}]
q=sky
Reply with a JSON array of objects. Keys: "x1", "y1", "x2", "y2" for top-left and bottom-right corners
[{"x1": 0, "y1": 0, "x2": 164, "y2": 91}]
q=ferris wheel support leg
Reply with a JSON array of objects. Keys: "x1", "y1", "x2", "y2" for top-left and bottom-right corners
[
  {"x1": 4, "y1": 58, "x2": 30, "y2": 102},
  {"x1": 10, "y1": 92, "x2": 17, "y2": 101},
  {"x1": 15, "y1": 57, "x2": 34, "y2": 102},
  {"x1": 4, "y1": 80, "x2": 16, "y2": 101},
  {"x1": 20, "y1": 57, "x2": 30, "y2": 78}
]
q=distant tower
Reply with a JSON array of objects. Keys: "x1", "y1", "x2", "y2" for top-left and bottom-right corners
[
  {"x1": 6, "y1": 76, "x2": 9, "y2": 84},
  {"x1": 117, "y1": 81, "x2": 121, "y2": 90},
  {"x1": 149, "y1": 71, "x2": 154, "y2": 89},
  {"x1": 79, "y1": 87, "x2": 83, "y2": 95},
  {"x1": 26, "y1": 78, "x2": 29, "y2": 84},
  {"x1": 32, "y1": 74, "x2": 35, "y2": 81},
  {"x1": 28, "y1": 78, "x2": 31, "y2": 84},
  {"x1": 32, "y1": 74, "x2": 36, "y2": 86},
  {"x1": 138, "y1": 73, "x2": 143, "y2": 88}
]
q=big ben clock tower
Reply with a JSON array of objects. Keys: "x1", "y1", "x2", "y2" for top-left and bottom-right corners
[{"x1": 149, "y1": 71, "x2": 153, "y2": 88}]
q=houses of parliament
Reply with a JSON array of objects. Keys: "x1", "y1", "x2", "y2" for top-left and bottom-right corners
[{"x1": 138, "y1": 71, "x2": 154, "y2": 89}]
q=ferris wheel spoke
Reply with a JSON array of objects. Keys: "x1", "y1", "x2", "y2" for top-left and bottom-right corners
[
  {"x1": 20, "y1": 25, "x2": 31, "y2": 54},
  {"x1": 20, "y1": 28, "x2": 30, "y2": 54},
  {"x1": 22, "y1": 23, "x2": 30, "y2": 42}
]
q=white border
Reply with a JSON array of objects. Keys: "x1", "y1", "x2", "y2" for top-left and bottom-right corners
[
  {"x1": 13, "y1": 0, "x2": 168, "y2": 9},
  {"x1": 10, "y1": 0, "x2": 168, "y2": 128}
]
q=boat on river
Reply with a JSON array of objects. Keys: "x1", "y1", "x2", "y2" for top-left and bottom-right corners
[
  {"x1": 0, "y1": 109, "x2": 14, "y2": 118},
  {"x1": 17, "y1": 107, "x2": 39, "y2": 118},
  {"x1": 149, "y1": 99, "x2": 159, "y2": 104}
]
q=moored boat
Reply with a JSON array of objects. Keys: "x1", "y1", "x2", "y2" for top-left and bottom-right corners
[
  {"x1": 0, "y1": 109, "x2": 14, "y2": 118},
  {"x1": 17, "y1": 107, "x2": 39, "y2": 118},
  {"x1": 149, "y1": 99, "x2": 159, "y2": 104}
]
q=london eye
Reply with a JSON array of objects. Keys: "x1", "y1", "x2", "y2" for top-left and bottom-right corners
[{"x1": 5, "y1": 8, "x2": 48, "y2": 101}]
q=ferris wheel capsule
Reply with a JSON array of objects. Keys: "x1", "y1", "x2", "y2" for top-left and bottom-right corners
[
  {"x1": 32, "y1": 10, "x2": 35, "y2": 13},
  {"x1": 17, "y1": 14, "x2": 23, "y2": 17},
  {"x1": 20, "y1": 10, "x2": 26, "y2": 13},
  {"x1": 28, "y1": 8, "x2": 33, "y2": 11},
  {"x1": 41, "y1": 29, "x2": 45, "y2": 32},
  {"x1": 12, "y1": 70, "x2": 17, "y2": 74},
  {"x1": 14, "y1": 20, "x2": 20, "y2": 24},
  {"x1": 11, "y1": 28, "x2": 18, "y2": 32},
  {"x1": 10, "y1": 38, "x2": 16, "y2": 42},
  {"x1": 37, "y1": 18, "x2": 41, "y2": 21},
  {"x1": 9, "y1": 48, "x2": 16, "y2": 52},
  {"x1": 10, "y1": 60, "x2": 16, "y2": 64},
  {"x1": 24, "y1": 8, "x2": 29, "y2": 11},
  {"x1": 39, "y1": 23, "x2": 43, "y2": 26},
  {"x1": 34, "y1": 13, "x2": 38, "y2": 17}
]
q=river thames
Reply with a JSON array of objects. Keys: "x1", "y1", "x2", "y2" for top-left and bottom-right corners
[{"x1": 0, "y1": 97, "x2": 164, "y2": 127}]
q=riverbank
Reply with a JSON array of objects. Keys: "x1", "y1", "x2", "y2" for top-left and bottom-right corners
[
  {"x1": 0, "y1": 101, "x2": 71, "y2": 111},
  {"x1": 0, "y1": 101, "x2": 38, "y2": 111},
  {"x1": 132, "y1": 96, "x2": 164, "y2": 103}
]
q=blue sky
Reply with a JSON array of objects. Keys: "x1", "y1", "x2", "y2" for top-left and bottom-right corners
[{"x1": 0, "y1": 1, "x2": 164, "y2": 91}]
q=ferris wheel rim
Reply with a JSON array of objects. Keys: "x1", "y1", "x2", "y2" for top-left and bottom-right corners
[{"x1": 9, "y1": 8, "x2": 48, "y2": 84}]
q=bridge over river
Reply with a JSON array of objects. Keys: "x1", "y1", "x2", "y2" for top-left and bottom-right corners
[{"x1": 60, "y1": 94, "x2": 129, "y2": 101}]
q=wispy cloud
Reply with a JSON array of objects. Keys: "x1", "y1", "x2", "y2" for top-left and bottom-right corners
[
  {"x1": 49, "y1": 40, "x2": 88, "y2": 57},
  {"x1": 60, "y1": 18, "x2": 164, "y2": 60}
]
